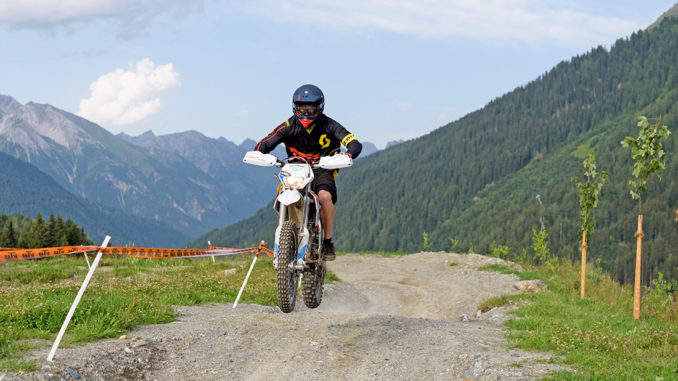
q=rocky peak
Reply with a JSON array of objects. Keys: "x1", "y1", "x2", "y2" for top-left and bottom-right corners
[
  {"x1": 119, "y1": 130, "x2": 157, "y2": 147},
  {"x1": 239, "y1": 138, "x2": 257, "y2": 150},
  {"x1": 12, "y1": 102, "x2": 99, "y2": 153},
  {"x1": 0, "y1": 94, "x2": 22, "y2": 114}
]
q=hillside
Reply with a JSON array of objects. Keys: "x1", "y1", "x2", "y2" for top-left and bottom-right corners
[
  {"x1": 195, "y1": 16, "x2": 678, "y2": 284},
  {"x1": 649, "y1": 3, "x2": 678, "y2": 29},
  {"x1": 0, "y1": 152, "x2": 189, "y2": 246}
]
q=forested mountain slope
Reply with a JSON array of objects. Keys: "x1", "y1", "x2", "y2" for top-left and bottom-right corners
[
  {"x1": 0, "y1": 152, "x2": 189, "y2": 246},
  {"x1": 194, "y1": 17, "x2": 678, "y2": 284}
]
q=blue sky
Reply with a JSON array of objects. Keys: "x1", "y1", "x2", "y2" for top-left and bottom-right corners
[{"x1": 1, "y1": 1, "x2": 675, "y2": 148}]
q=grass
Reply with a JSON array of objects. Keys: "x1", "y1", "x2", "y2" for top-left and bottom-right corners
[
  {"x1": 0, "y1": 254, "x2": 280, "y2": 372},
  {"x1": 481, "y1": 258, "x2": 678, "y2": 379},
  {"x1": 478, "y1": 294, "x2": 522, "y2": 313}
]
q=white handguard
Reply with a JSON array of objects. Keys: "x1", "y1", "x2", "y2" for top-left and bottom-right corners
[
  {"x1": 243, "y1": 150, "x2": 278, "y2": 167},
  {"x1": 318, "y1": 153, "x2": 353, "y2": 169}
]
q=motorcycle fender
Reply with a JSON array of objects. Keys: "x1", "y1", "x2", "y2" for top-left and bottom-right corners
[{"x1": 277, "y1": 189, "x2": 301, "y2": 205}]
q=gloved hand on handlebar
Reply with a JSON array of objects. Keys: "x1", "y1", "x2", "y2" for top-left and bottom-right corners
[{"x1": 317, "y1": 153, "x2": 353, "y2": 169}]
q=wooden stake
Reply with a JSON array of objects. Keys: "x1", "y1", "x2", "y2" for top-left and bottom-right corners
[
  {"x1": 580, "y1": 230, "x2": 587, "y2": 298},
  {"x1": 633, "y1": 214, "x2": 644, "y2": 320}
]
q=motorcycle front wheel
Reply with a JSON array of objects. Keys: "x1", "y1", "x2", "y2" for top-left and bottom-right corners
[{"x1": 277, "y1": 220, "x2": 298, "y2": 313}]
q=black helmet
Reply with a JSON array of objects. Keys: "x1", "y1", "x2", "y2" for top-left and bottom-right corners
[{"x1": 293, "y1": 84, "x2": 324, "y2": 127}]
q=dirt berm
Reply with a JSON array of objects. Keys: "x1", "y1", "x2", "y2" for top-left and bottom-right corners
[{"x1": 9, "y1": 252, "x2": 566, "y2": 380}]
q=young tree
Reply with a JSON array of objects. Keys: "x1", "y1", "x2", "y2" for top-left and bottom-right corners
[
  {"x1": 572, "y1": 154, "x2": 607, "y2": 298},
  {"x1": 621, "y1": 116, "x2": 671, "y2": 319},
  {"x1": 531, "y1": 226, "x2": 550, "y2": 264}
]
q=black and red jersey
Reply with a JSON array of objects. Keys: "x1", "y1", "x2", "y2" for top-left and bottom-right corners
[{"x1": 254, "y1": 114, "x2": 362, "y2": 162}]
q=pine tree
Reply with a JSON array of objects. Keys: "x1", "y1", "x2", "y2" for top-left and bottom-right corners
[
  {"x1": 7, "y1": 221, "x2": 17, "y2": 247},
  {"x1": 0, "y1": 227, "x2": 8, "y2": 247},
  {"x1": 46, "y1": 213, "x2": 57, "y2": 247},
  {"x1": 29, "y1": 213, "x2": 49, "y2": 248}
]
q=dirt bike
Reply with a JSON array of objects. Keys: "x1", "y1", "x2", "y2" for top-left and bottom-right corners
[{"x1": 243, "y1": 151, "x2": 353, "y2": 313}]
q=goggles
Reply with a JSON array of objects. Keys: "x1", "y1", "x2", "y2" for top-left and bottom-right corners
[{"x1": 295, "y1": 103, "x2": 319, "y2": 116}]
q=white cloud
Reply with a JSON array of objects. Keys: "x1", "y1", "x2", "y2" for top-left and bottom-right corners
[
  {"x1": 242, "y1": 0, "x2": 642, "y2": 49},
  {"x1": 0, "y1": 0, "x2": 203, "y2": 38},
  {"x1": 237, "y1": 109, "x2": 249, "y2": 117},
  {"x1": 77, "y1": 58, "x2": 180, "y2": 126},
  {"x1": 0, "y1": 1, "x2": 123, "y2": 24}
]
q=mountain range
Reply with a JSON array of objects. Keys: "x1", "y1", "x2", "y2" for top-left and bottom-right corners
[
  {"x1": 194, "y1": 12, "x2": 678, "y2": 285},
  {"x1": 0, "y1": 93, "x2": 386, "y2": 246}
]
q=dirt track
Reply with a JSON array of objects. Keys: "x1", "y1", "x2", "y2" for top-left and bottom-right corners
[{"x1": 9, "y1": 252, "x2": 566, "y2": 380}]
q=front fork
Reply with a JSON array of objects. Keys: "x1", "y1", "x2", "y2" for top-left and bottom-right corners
[
  {"x1": 274, "y1": 197, "x2": 310, "y2": 270},
  {"x1": 274, "y1": 187, "x2": 321, "y2": 270}
]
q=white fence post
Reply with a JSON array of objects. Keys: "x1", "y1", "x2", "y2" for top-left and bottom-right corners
[
  {"x1": 47, "y1": 235, "x2": 111, "y2": 361},
  {"x1": 233, "y1": 254, "x2": 258, "y2": 308},
  {"x1": 208, "y1": 241, "x2": 216, "y2": 263}
]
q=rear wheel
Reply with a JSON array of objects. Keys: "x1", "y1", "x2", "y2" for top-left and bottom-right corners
[
  {"x1": 277, "y1": 221, "x2": 298, "y2": 313},
  {"x1": 302, "y1": 263, "x2": 325, "y2": 308}
]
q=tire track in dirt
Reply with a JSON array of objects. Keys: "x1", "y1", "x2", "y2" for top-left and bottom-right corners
[{"x1": 9, "y1": 252, "x2": 567, "y2": 380}]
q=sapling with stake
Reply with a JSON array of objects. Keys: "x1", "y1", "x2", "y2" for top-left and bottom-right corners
[{"x1": 621, "y1": 116, "x2": 671, "y2": 319}]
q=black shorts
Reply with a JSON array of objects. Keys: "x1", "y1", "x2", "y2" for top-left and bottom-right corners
[{"x1": 312, "y1": 169, "x2": 337, "y2": 204}]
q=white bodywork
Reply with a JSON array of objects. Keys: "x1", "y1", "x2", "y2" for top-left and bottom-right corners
[{"x1": 277, "y1": 163, "x2": 314, "y2": 206}]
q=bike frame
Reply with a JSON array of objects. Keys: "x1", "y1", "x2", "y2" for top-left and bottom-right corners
[{"x1": 273, "y1": 157, "x2": 323, "y2": 270}]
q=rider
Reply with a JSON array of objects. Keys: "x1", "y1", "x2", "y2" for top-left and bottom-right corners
[{"x1": 254, "y1": 84, "x2": 362, "y2": 260}]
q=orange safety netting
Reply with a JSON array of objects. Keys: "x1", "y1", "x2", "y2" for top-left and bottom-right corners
[{"x1": 0, "y1": 241, "x2": 274, "y2": 263}]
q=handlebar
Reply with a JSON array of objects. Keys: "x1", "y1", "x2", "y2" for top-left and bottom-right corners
[
  {"x1": 280, "y1": 154, "x2": 352, "y2": 170},
  {"x1": 243, "y1": 150, "x2": 352, "y2": 170},
  {"x1": 276, "y1": 156, "x2": 314, "y2": 168}
]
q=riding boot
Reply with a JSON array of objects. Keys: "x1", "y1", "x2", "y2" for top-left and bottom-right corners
[{"x1": 323, "y1": 238, "x2": 336, "y2": 261}]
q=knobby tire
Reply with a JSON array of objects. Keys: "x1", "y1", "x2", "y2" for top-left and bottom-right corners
[
  {"x1": 277, "y1": 220, "x2": 298, "y2": 313},
  {"x1": 302, "y1": 264, "x2": 325, "y2": 308}
]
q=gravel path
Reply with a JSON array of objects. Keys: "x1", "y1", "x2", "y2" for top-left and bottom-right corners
[{"x1": 6, "y1": 252, "x2": 567, "y2": 380}]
